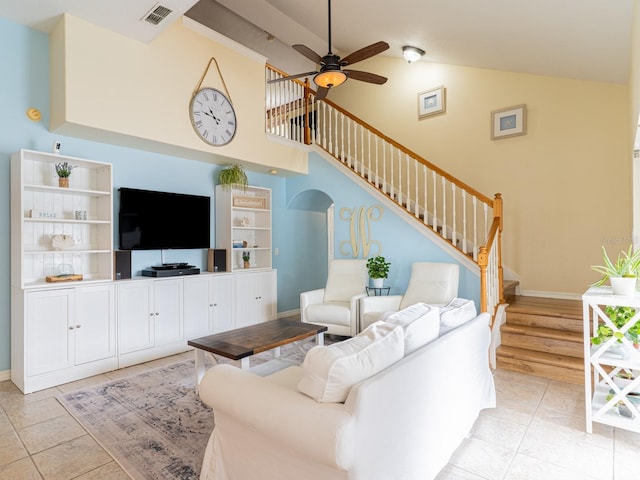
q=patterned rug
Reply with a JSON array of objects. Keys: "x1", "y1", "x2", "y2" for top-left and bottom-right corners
[{"x1": 57, "y1": 337, "x2": 325, "y2": 480}]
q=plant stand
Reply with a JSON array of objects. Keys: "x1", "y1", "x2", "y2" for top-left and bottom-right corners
[{"x1": 583, "y1": 286, "x2": 640, "y2": 434}]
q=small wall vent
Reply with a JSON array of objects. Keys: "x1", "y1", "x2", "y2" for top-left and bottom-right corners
[{"x1": 142, "y1": 4, "x2": 173, "y2": 25}]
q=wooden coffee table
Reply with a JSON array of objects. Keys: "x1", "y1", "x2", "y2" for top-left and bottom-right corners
[{"x1": 188, "y1": 319, "x2": 327, "y2": 391}]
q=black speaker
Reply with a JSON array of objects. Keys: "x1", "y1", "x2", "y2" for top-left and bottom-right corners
[
  {"x1": 208, "y1": 249, "x2": 226, "y2": 272},
  {"x1": 114, "y1": 250, "x2": 132, "y2": 280}
]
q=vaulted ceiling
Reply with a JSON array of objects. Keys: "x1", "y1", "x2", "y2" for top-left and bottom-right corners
[{"x1": 0, "y1": 0, "x2": 634, "y2": 84}]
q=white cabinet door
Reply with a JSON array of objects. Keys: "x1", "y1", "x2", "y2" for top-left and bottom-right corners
[
  {"x1": 211, "y1": 275, "x2": 234, "y2": 333},
  {"x1": 118, "y1": 281, "x2": 154, "y2": 354},
  {"x1": 74, "y1": 284, "x2": 116, "y2": 365},
  {"x1": 184, "y1": 276, "x2": 211, "y2": 339},
  {"x1": 233, "y1": 271, "x2": 277, "y2": 328},
  {"x1": 256, "y1": 270, "x2": 277, "y2": 323},
  {"x1": 233, "y1": 273, "x2": 257, "y2": 328},
  {"x1": 153, "y1": 279, "x2": 183, "y2": 346},
  {"x1": 26, "y1": 289, "x2": 74, "y2": 377}
]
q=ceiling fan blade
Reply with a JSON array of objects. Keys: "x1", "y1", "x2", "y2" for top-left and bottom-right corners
[
  {"x1": 344, "y1": 69, "x2": 388, "y2": 85},
  {"x1": 340, "y1": 41, "x2": 390, "y2": 66},
  {"x1": 293, "y1": 44, "x2": 324, "y2": 65},
  {"x1": 267, "y1": 71, "x2": 318, "y2": 84},
  {"x1": 315, "y1": 87, "x2": 330, "y2": 101}
]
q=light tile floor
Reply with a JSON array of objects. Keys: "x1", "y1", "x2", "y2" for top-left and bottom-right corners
[{"x1": 1, "y1": 356, "x2": 639, "y2": 480}]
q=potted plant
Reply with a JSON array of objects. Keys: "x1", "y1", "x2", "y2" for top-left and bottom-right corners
[
  {"x1": 242, "y1": 250, "x2": 251, "y2": 269},
  {"x1": 55, "y1": 161, "x2": 76, "y2": 188},
  {"x1": 366, "y1": 255, "x2": 390, "y2": 288},
  {"x1": 218, "y1": 163, "x2": 248, "y2": 191},
  {"x1": 591, "y1": 244, "x2": 640, "y2": 296}
]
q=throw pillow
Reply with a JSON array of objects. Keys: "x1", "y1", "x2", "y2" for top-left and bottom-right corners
[
  {"x1": 439, "y1": 298, "x2": 478, "y2": 334},
  {"x1": 384, "y1": 303, "x2": 440, "y2": 354},
  {"x1": 297, "y1": 321, "x2": 404, "y2": 403}
]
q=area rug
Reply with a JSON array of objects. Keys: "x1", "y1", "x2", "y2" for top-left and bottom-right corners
[{"x1": 57, "y1": 337, "x2": 324, "y2": 480}]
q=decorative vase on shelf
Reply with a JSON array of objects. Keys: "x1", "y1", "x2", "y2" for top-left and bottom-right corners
[
  {"x1": 58, "y1": 177, "x2": 69, "y2": 188},
  {"x1": 243, "y1": 261, "x2": 250, "y2": 269},
  {"x1": 610, "y1": 277, "x2": 637, "y2": 296},
  {"x1": 371, "y1": 277, "x2": 384, "y2": 288}
]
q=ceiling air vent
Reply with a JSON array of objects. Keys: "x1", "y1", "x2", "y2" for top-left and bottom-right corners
[{"x1": 142, "y1": 4, "x2": 173, "y2": 25}]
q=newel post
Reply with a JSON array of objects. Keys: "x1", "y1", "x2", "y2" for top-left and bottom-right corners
[
  {"x1": 304, "y1": 79, "x2": 312, "y2": 145},
  {"x1": 494, "y1": 193, "x2": 505, "y2": 303},
  {"x1": 478, "y1": 246, "x2": 488, "y2": 314}
]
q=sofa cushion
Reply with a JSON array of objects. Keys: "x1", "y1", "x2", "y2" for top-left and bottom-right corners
[
  {"x1": 323, "y1": 259, "x2": 367, "y2": 303},
  {"x1": 384, "y1": 303, "x2": 440, "y2": 354},
  {"x1": 305, "y1": 302, "x2": 351, "y2": 326},
  {"x1": 297, "y1": 322, "x2": 404, "y2": 403},
  {"x1": 439, "y1": 298, "x2": 478, "y2": 335}
]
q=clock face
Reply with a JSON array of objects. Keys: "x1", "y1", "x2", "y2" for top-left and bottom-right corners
[{"x1": 189, "y1": 88, "x2": 237, "y2": 146}]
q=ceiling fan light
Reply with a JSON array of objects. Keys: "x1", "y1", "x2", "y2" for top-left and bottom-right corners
[
  {"x1": 403, "y1": 46, "x2": 425, "y2": 63},
  {"x1": 314, "y1": 70, "x2": 347, "y2": 88}
]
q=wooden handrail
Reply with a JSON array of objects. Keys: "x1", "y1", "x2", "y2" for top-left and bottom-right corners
[{"x1": 266, "y1": 63, "x2": 492, "y2": 206}]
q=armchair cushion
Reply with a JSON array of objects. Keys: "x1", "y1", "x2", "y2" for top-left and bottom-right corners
[
  {"x1": 399, "y1": 262, "x2": 459, "y2": 310},
  {"x1": 305, "y1": 301, "x2": 351, "y2": 327},
  {"x1": 323, "y1": 259, "x2": 368, "y2": 303},
  {"x1": 384, "y1": 303, "x2": 440, "y2": 354},
  {"x1": 298, "y1": 321, "x2": 404, "y2": 403}
]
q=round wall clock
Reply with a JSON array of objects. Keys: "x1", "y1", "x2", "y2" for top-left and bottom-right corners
[{"x1": 189, "y1": 87, "x2": 237, "y2": 146}]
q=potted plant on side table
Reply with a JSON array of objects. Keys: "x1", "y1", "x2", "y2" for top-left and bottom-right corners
[
  {"x1": 366, "y1": 255, "x2": 390, "y2": 288},
  {"x1": 591, "y1": 244, "x2": 640, "y2": 296}
]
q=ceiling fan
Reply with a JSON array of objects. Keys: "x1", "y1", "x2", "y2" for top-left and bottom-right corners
[{"x1": 268, "y1": 0, "x2": 389, "y2": 100}]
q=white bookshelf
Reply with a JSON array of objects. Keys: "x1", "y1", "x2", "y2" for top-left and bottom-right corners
[
  {"x1": 11, "y1": 149, "x2": 113, "y2": 288},
  {"x1": 215, "y1": 185, "x2": 272, "y2": 272}
]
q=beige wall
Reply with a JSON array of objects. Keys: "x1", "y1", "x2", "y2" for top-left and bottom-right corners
[
  {"x1": 330, "y1": 57, "x2": 631, "y2": 295},
  {"x1": 631, "y1": 0, "x2": 640, "y2": 248},
  {"x1": 49, "y1": 14, "x2": 308, "y2": 175}
]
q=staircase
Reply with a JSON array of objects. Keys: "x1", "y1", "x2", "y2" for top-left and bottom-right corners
[
  {"x1": 265, "y1": 64, "x2": 505, "y2": 324},
  {"x1": 496, "y1": 296, "x2": 585, "y2": 385}
]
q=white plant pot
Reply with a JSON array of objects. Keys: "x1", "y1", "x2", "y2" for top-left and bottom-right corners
[
  {"x1": 610, "y1": 277, "x2": 637, "y2": 296},
  {"x1": 370, "y1": 277, "x2": 385, "y2": 288}
]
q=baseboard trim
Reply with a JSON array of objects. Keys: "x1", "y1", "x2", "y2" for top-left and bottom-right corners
[
  {"x1": 278, "y1": 308, "x2": 300, "y2": 319},
  {"x1": 520, "y1": 290, "x2": 582, "y2": 301},
  {"x1": 0, "y1": 370, "x2": 10, "y2": 382}
]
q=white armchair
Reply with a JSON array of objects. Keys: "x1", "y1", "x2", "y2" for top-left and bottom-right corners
[
  {"x1": 360, "y1": 262, "x2": 459, "y2": 330},
  {"x1": 301, "y1": 259, "x2": 368, "y2": 337}
]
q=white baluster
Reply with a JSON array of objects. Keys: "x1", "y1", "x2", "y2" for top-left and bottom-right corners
[
  {"x1": 462, "y1": 190, "x2": 467, "y2": 255},
  {"x1": 472, "y1": 196, "x2": 478, "y2": 260},
  {"x1": 382, "y1": 141, "x2": 387, "y2": 194},
  {"x1": 432, "y1": 171, "x2": 437, "y2": 231},
  {"x1": 441, "y1": 177, "x2": 446, "y2": 239},
  {"x1": 423, "y1": 165, "x2": 428, "y2": 224},
  {"x1": 414, "y1": 158, "x2": 419, "y2": 218},
  {"x1": 451, "y1": 183, "x2": 457, "y2": 247}
]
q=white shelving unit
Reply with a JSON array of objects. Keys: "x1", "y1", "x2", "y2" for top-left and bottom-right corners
[
  {"x1": 215, "y1": 184, "x2": 272, "y2": 272},
  {"x1": 582, "y1": 286, "x2": 640, "y2": 433},
  {"x1": 11, "y1": 149, "x2": 113, "y2": 287}
]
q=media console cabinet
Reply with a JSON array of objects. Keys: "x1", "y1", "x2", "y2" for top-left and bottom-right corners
[{"x1": 10, "y1": 149, "x2": 277, "y2": 394}]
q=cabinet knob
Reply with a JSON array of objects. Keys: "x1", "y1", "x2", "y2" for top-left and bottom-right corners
[
  {"x1": 156, "y1": 312, "x2": 160, "y2": 316},
  {"x1": 209, "y1": 304, "x2": 213, "y2": 307},
  {"x1": 68, "y1": 326, "x2": 74, "y2": 330},
  {"x1": 150, "y1": 313, "x2": 154, "y2": 316},
  {"x1": 214, "y1": 303, "x2": 217, "y2": 307},
  {"x1": 76, "y1": 325, "x2": 81, "y2": 328}
]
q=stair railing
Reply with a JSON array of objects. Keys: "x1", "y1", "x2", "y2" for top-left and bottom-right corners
[{"x1": 266, "y1": 65, "x2": 504, "y2": 320}]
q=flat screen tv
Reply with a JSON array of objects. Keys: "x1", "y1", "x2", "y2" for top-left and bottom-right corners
[{"x1": 119, "y1": 188, "x2": 211, "y2": 250}]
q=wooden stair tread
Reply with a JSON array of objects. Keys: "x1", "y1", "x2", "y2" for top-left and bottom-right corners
[
  {"x1": 497, "y1": 345, "x2": 584, "y2": 370},
  {"x1": 507, "y1": 296, "x2": 582, "y2": 319},
  {"x1": 501, "y1": 324, "x2": 583, "y2": 343}
]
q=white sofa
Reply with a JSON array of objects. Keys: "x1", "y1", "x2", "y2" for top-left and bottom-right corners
[{"x1": 198, "y1": 311, "x2": 496, "y2": 480}]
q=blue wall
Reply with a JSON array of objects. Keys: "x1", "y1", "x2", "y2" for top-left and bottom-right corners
[{"x1": 0, "y1": 18, "x2": 479, "y2": 373}]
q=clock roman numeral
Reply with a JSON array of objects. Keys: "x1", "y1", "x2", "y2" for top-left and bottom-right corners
[
  {"x1": 195, "y1": 120, "x2": 203, "y2": 128},
  {"x1": 225, "y1": 129, "x2": 232, "y2": 137}
]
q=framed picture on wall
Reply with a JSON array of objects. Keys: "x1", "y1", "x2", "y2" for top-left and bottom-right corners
[
  {"x1": 491, "y1": 104, "x2": 527, "y2": 140},
  {"x1": 418, "y1": 86, "x2": 446, "y2": 119}
]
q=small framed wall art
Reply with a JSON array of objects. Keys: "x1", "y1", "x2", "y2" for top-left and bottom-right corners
[
  {"x1": 418, "y1": 86, "x2": 446, "y2": 119},
  {"x1": 491, "y1": 104, "x2": 527, "y2": 140}
]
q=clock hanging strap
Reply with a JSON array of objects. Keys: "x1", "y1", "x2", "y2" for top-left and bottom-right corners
[{"x1": 193, "y1": 57, "x2": 233, "y2": 104}]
